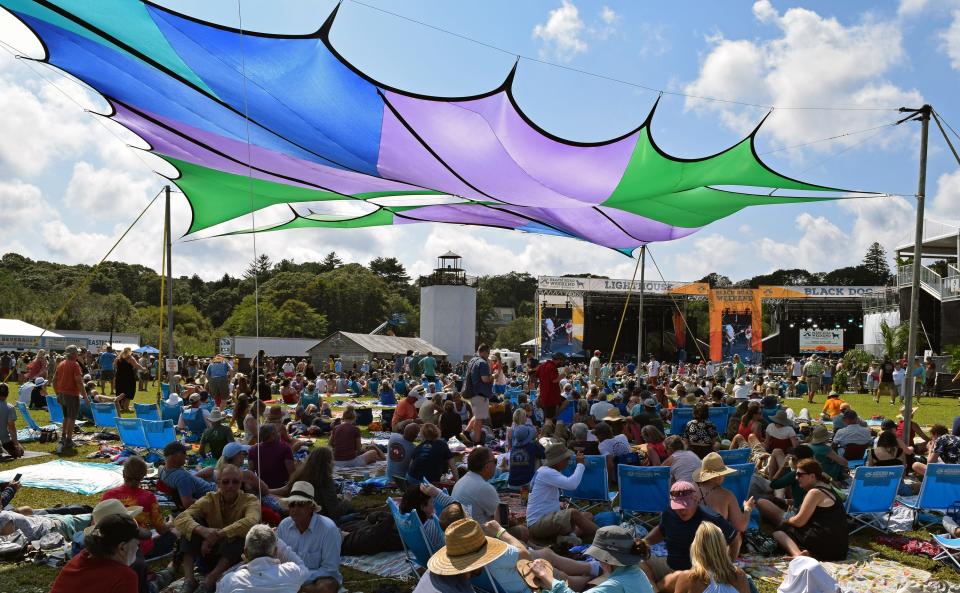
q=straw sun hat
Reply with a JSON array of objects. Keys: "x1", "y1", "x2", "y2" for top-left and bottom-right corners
[
  {"x1": 692, "y1": 452, "x2": 736, "y2": 483},
  {"x1": 427, "y1": 519, "x2": 507, "y2": 576}
]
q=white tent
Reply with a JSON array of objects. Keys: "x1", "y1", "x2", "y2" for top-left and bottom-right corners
[
  {"x1": 520, "y1": 338, "x2": 537, "y2": 347},
  {"x1": 0, "y1": 319, "x2": 66, "y2": 351}
]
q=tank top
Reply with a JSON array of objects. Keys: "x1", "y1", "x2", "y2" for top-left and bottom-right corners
[
  {"x1": 869, "y1": 447, "x2": 904, "y2": 466},
  {"x1": 737, "y1": 422, "x2": 754, "y2": 440}
]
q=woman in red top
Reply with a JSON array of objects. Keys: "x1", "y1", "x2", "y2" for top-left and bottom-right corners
[
  {"x1": 730, "y1": 404, "x2": 763, "y2": 449},
  {"x1": 100, "y1": 456, "x2": 171, "y2": 558},
  {"x1": 279, "y1": 378, "x2": 299, "y2": 405},
  {"x1": 49, "y1": 514, "x2": 140, "y2": 593},
  {"x1": 642, "y1": 425, "x2": 670, "y2": 466}
]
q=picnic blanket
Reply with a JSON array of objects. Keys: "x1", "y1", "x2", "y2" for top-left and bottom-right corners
[
  {"x1": 332, "y1": 460, "x2": 387, "y2": 481},
  {"x1": 341, "y1": 550, "x2": 415, "y2": 580},
  {"x1": 0, "y1": 459, "x2": 124, "y2": 494},
  {"x1": 739, "y1": 547, "x2": 931, "y2": 593}
]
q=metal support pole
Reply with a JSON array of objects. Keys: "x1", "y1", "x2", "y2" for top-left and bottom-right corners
[
  {"x1": 164, "y1": 185, "x2": 175, "y2": 369},
  {"x1": 637, "y1": 245, "x2": 646, "y2": 363},
  {"x1": 901, "y1": 104, "x2": 931, "y2": 436}
]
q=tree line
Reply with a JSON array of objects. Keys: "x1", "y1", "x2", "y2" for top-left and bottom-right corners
[{"x1": 0, "y1": 242, "x2": 898, "y2": 355}]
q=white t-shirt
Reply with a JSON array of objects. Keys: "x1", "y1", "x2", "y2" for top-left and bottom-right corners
[
  {"x1": 527, "y1": 464, "x2": 585, "y2": 526},
  {"x1": 792, "y1": 361, "x2": 802, "y2": 377},
  {"x1": 590, "y1": 401, "x2": 614, "y2": 422},
  {"x1": 282, "y1": 362, "x2": 295, "y2": 375},
  {"x1": 668, "y1": 450, "x2": 701, "y2": 484},
  {"x1": 451, "y1": 471, "x2": 500, "y2": 524},
  {"x1": 733, "y1": 384, "x2": 751, "y2": 400},
  {"x1": 765, "y1": 424, "x2": 797, "y2": 441},
  {"x1": 588, "y1": 356, "x2": 601, "y2": 379},
  {"x1": 648, "y1": 361, "x2": 660, "y2": 377},
  {"x1": 598, "y1": 434, "x2": 632, "y2": 458}
]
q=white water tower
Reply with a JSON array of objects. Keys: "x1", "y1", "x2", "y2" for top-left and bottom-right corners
[{"x1": 420, "y1": 252, "x2": 477, "y2": 362}]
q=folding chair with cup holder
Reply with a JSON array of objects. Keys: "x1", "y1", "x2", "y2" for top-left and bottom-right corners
[
  {"x1": 116, "y1": 417, "x2": 149, "y2": 448},
  {"x1": 718, "y1": 448, "x2": 751, "y2": 465},
  {"x1": 386, "y1": 497, "x2": 432, "y2": 577},
  {"x1": 932, "y1": 501, "x2": 960, "y2": 570},
  {"x1": 845, "y1": 465, "x2": 904, "y2": 534},
  {"x1": 134, "y1": 403, "x2": 160, "y2": 421},
  {"x1": 617, "y1": 465, "x2": 670, "y2": 529},
  {"x1": 45, "y1": 395, "x2": 64, "y2": 425},
  {"x1": 561, "y1": 454, "x2": 618, "y2": 512},
  {"x1": 897, "y1": 463, "x2": 960, "y2": 529}
]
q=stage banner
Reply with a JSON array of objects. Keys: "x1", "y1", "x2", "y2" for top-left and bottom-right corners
[
  {"x1": 799, "y1": 329, "x2": 844, "y2": 353},
  {"x1": 709, "y1": 289, "x2": 763, "y2": 362},
  {"x1": 672, "y1": 310, "x2": 686, "y2": 349},
  {"x1": 758, "y1": 286, "x2": 883, "y2": 299}
]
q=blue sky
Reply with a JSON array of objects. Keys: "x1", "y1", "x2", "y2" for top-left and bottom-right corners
[{"x1": 0, "y1": 0, "x2": 958, "y2": 284}]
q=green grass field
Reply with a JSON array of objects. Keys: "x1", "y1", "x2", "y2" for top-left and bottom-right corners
[{"x1": 2, "y1": 383, "x2": 958, "y2": 593}]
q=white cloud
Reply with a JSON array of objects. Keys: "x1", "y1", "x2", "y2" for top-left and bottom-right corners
[
  {"x1": 837, "y1": 195, "x2": 916, "y2": 258},
  {"x1": 600, "y1": 6, "x2": 617, "y2": 25},
  {"x1": 0, "y1": 179, "x2": 46, "y2": 227},
  {"x1": 758, "y1": 212, "x2": 849, "y2": 270},
  {"x1": 673, "y1": 233, "x2": 745, "y2": 279},
  {"x1": 64, "y1": 162, "x2": 157, "y2": 214},
  {"x1": 941, "y1": 10, "x2": 960, "y2": 69},
  {"x1": 898, "y1": 0, "x2": 928, "y2": 17},
  {"x1": 929, "y1": 170, "x2": 960, "y2": 223},
  {"x1": 532, "y1": 0, "x2": 588, "y2": 61},
  {"x1": 684, "y1": 2, "x2": 922, "y2": 150}
]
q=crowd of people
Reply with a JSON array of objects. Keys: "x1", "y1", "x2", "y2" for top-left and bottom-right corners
[{"x1": 1, "y1": 342, "x2": 959, "y2": 593}]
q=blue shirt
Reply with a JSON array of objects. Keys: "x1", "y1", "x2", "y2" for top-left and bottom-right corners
[
  {"x1": 420, "y1": 356, "x2": 437, "y2": 377},
  {"x1": 159, "y1": 466, "x2": 216, "y2": 501},
  {"x1": 508, "y1": 441, "x2": 545, "y2": 487},
  {"x1": 205, "y1": 361, "x2": 230, "y2": 378},
  {"x1": 548, "y1": 564, "x2": 653, "y2": 593},
  {"x1": 468, "y1": 358, "x2": 493, "y2": 398},
  {"x1": 277, "y1": 513, "x2": 342, "y2": 583},
  {"x1": 99, "y1": 352, "x2": 117, "y2": 372}
]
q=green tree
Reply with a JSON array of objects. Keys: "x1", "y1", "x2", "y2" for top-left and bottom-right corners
[
  {"x1": 303, "y1": 264, "x2": 389, "y2": 332},
  {"x1": 203, "y1": 287, "x2": 241, "y2": 328},
  {"x1": 219, "y1": 294, "x2": 279, "y2": 337},
  {"x1": 494, "y1": 317, "x2": 534, "y2": 350},
  {"x1": 259, "y1": 271, "x2": 316, "y2": 308},
  {"x1": 319, "y1": 251, "x2": 343, "y2": 273},
  {"x1": 862, "y1": 242, "x2": 892, "y2": 285},
  {"x1": 697, "y1": 273, "x2": 732, "y2": 288},
  {"x1": 243, "y1": 254, "x2": 273, "y2": 282},
  {"x1": 879, "y1": 319, "x2": 909, "y2": 360},
  {"x1": 369, "y1": 257, "x2": 411, "y2": 287},
  {"x1": 275, "y1": 299, "x2": 328, "y2": 337}
]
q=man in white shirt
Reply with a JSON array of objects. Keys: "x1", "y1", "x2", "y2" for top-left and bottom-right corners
[
  {"x1": 526, "y1": 443, "x2": 597, "y2": 544},
  {"x1": 648, "y1": 357, "x2": 660, "y2": 380},
  {"x1": 589, "y1": 395, "x2": 614, "y2": 423},
  {"x1": 588, "y1": 351, "x2": 601, "y2": 385},
  {"x1": 832, "y1": 410, "x2": 873, "y2": 454},
  {"x1": 451, "y1": 447, "x2": 500, "y2": 523},
  {"x1": 217, "y1": 524, "x2": 309, "y2": 593},
  {"x1": 276, "y1": 482, "x2": 341, "y2": 593}
]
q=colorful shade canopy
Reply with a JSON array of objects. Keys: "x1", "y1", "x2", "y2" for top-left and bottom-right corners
[{"x1": 0, "y1": 0, "x2": 854, "y2": 253}]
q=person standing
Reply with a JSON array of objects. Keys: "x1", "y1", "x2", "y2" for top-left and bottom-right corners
[
  {"x1": 420, "y1": 352, "x2": 438, "y2": 383},
  {"x1": 589, "y1": 351, "x2": 602, "y2": 386},
  {"x1": 802, "y1": 356, "x2": 823, "y2": 403},
  {"x1": 52, "y1": 345, "x2": 85, "y2": 454},
  {"x1": 537, "y1": 352, "x2": 564, "y2": 421},
  {"x1": 99, "y1": 346, "x2": 117, "y2": 396},
  {"x1": 205, "y1": 355, "x2": 232, "y2": 408},
  {"x1": 114, "y1": 348, "x2": 143, "y2": 412},
  {"x1": 462, "y1": 344, "x2": 494, "y2": 445}
]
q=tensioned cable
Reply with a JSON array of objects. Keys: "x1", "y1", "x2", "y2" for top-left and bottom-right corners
[
  {"x1": 345, "y1": 0, "x2": 900, "y2": 112},
  {"x1": 934, "y1": 108, "x2": 960, "y2": 146},
  {"x1": 236, "y1": 0, "x2": 265, "y2": 512},
  {"x1": 757, "y1": 120, "x2": 899, "y2": 155},
  {"x1": 607, "y1": 253, "x2": 643, "y2": 365},
  {"x1": 932, "y1": 109, "x2": 960, "y2": 169},
  {"x1": 644, "y1": 247, "x2": 707, "y2": 363}
]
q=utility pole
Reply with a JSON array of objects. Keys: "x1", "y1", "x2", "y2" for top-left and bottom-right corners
[
  {"x1": 165, "y1": 185, "x2": 175, "y2": 369},
  {"x1": 637, "y1": 245, "x2": 646, "y2": 363},
  {"x1": 899, "y1": 104, "x2": 931, "y2": 436}
]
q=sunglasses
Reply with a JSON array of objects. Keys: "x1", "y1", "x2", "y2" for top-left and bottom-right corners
[
  {"x1": 220, "y1": 479, "x2": 242, "y2": 485},
  {"x1": 670, "y1": 491, "x2": 695, "y2": 499}
]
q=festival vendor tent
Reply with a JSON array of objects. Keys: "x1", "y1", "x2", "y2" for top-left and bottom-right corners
[
  {"x1": 0, "y1": 318, "x2": 73, "y2": 351},
  {"x1": 0, "y1": 0, "x2": 861, "y2": 254}
]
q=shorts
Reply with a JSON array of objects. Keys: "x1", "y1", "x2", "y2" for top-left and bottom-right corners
[
  {"x1": 100, "y1": 370, "x2": 115, "y2": 380},
  {"x1": 207, "y1": 376, "x2": 229, "y2": 399},
  {"x1": 471, "y1": 396, "x2": 490, "y2": 421},
  {"x1": 528, "y1": 508, "x2": 575, "y2": 541},
  {"x1": 878, "y1": 382, "x2": 897, "y2": 397},
  {"x1": 644, "y1": 556, "x2": 674, "y2": 583},
  {"x1": 57, "y1": 393, "x2": 81, "y2": 419},
  {"x1": 334, "y1": 457, "x2": 366, "y2": 468},
  {"x1": 806, "y1": 378, "x2": 820, "y2": 392}
]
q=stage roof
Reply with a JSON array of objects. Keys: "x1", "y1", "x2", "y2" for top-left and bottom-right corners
[{"x1": 895, "y1": 219, "x2": 959, "y2": 261}]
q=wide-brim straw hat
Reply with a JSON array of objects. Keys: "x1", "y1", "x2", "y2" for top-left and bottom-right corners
[
  {"x1": 208, "y1": 407, "x2": 230, "y2": 423},
  {"x1": 603, "y1": 408, "x2": 625, "y2": 423},
  {"x1": 808, "y1": 425, "x2": 830, "y2": 445},
  {"x1": 84, "y1": 499, "x2": 144, "y2": 536},
  {"x1": 692, "y1": 452, "x2": 737, "y2": 483},
  {"x1": 427, "y1": 519, "x2": 508, "y2": 576},
  {"x1": 682, "y1": 394, "x2": 698, "y2": 405},
  {"x1": 770, "y1": 409, "x2": 793, "y2": 427}
]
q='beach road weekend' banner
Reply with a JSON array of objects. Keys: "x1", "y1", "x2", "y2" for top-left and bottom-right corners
[
  {"x1": 709, "y1": 289, "x2": 763, "y2": 362},
  {"x1": 799, "y1": 329, "x2": 844, "y2": 353}
]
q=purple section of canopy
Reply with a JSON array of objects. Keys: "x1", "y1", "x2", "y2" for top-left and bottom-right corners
[
  {"x1": 596, "y1": 206, "x2": 701, "y2": 242},
  {"x1": 393, "y1": 204, "x2": 528, "y2": 228},
  {"x1": 380, "y1": 91, "x2": 635, "y2": 207},
  {"x1": 111, "y1": 101, "x2": 422, "y2": 196}
]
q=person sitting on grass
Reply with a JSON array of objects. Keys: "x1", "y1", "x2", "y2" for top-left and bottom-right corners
[
  {"x1": 912, "y1": 423, "x2": 960, "y2": 476},
  {"x1": 329, "y1": 406, "x2": 385, "y2": 468},
  {"x1": 805, "y1": 426, "x2": 848, "y2": 483},
  {"x1": 178, "y1": 393, "x2": 212, "y2": 442},
  {"x1": 407, "y1": 422, "x2": 457, "y2": 484},
  {"x1": 198, "y1": 407, "x2": 234, "y2": 459},
  {"x1": 101, "y1": 455, "x2": 175, "y2": 559},
  {"x1": 48, "y1": 513, "x2": 140, "y2": 593},
  {"x1": 249, "y1": 423, "x2": 296, "y2": 489},
  {"x1": 411, "y1": 517, "x2": 506, "y2": 593},
  {"x1": 526, "y1": 443, "x2": 597, "y2": 546},
  {"x1": 271, "y1": 446, "x2": 353, "y2": 523},
  {"x1": 692, "y1": 453, "x2": 751, "y2": 559},
  {"x1": 451, "y1": 446, "x2": 501, "y2": 523},
  {"x1": 766, "y1": 459, "x2": 849, "y2": 561},
  {"x1": 217, "y1": 524, "x2": 310, "y2": 593},
  {"x1": 276, "y1": 482, "x2": 342, "y2": 593},
  {"x1": 757, "y1": 446, "x2": 815, "y2": 523},
  {"x1": 401, "y1": 482, "x2": 458, "y2": 550},
  {"x1": 671, "y1": 523, "x2": 749, "y2": 593},
  {"x1": 173, "y1": 464, "x2": 260, "y2": 593},
  {"x1": 0, "y1": 384, "x2": 24, "y2": 460},
  {"x1": 159, "y1": 441, "x2": 216, "y2": 509}
]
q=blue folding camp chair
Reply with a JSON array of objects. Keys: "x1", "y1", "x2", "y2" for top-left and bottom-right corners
[
  {"x1": 386, "y1": 498, "x2": 432, "y2": 576},
  {"x1": 116, "y1": 418, "x2": 149, "y2": 448},
  {"x1": 724, "y1": 463, "x2": 755, "y2": 507},
  {"x1": 91, "y1": 402, "x2": 119, "y2": 431},
  {"x1": 142, "y1": 419, "x2": 177, "y2": 451},
  {"x1": 845, "y1": 465, "x2": 904, "y2": 534},
  {"x1": 718, "y1": 448, "x2": 751, "y2": 465},
  {"x1": 847, "y1": 448, "x2": 869, "y2": 470},
  {"x1": 134, "y1": 403, "x2": 160, "y2": 421},
  {"x1": 709, "y1": 406, "x2": 735, "y2": 437},
  {"x1": 933, "y1": 534, "x2": 960, "y2": 570},
  {"x1": 669, "y1": 407, "x2": 693, "y2": 436},
  {"x1": 45, "y1": 395, "x2": 64, "y2": 425},
  {"x1": 897, "y1": 463, "x2": 960, "y2": 529},
  {"x1": 561, "y1": 454, "x2": 618, "y2": 512},
  {"x1": 16, "y1": 402, "x2": 54, "y2": 432},
  {"x1": 557, "y1": 402, "x2": 575, "y2": 425},
  {"x1": 160, "y1": 402, "x2": 182, "y2": 423},
  {"x1": 617, "y1": 465, "x2": 670, "y2": 528},
  {"x1": 160, "y1": 383, "x2": 170, "y2": 398}
]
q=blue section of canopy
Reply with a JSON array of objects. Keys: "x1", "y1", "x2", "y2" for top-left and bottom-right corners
[
  {"x1": 17, "y1": 10, "x2": 358, "y2": 172},
  {"x1": 147, "y1": 6, "x2": 383, "y2": 175}
]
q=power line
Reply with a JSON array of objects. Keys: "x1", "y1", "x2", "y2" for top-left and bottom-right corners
[{"x1": 346, "y1": 0, "x2": 902, "y2": 112}]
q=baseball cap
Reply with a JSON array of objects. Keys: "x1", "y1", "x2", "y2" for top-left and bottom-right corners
[
  {"x1": 222, "y1": 442, "x2": 250, "y2": 459},
  {"x1": 669, "y1": 481, "x2": 699, "y2": 510},
  {"x1": 163, "y1": 441, "x2": 188, "y2": 456}
]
